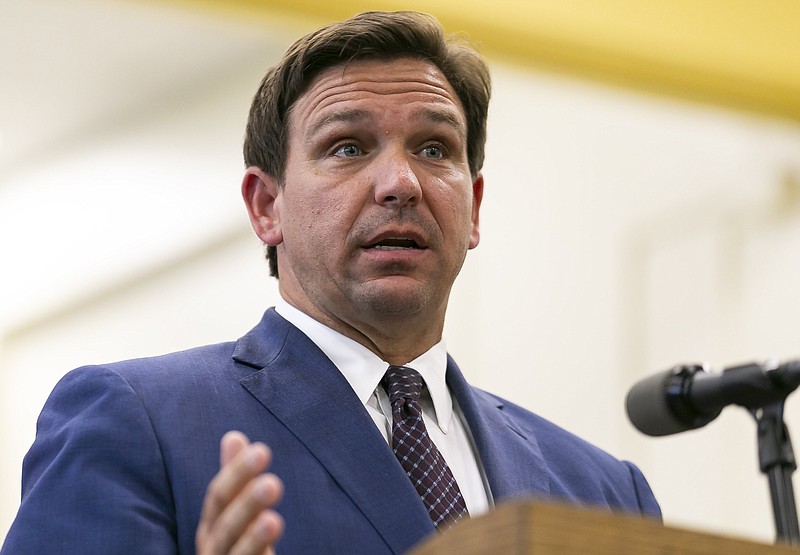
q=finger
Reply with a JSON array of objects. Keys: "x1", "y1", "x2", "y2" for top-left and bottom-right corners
[
  {"x1": 199, "y1": 442, "x2": 271, "y2": 534},
  {"x1": 220, "y1": 430, "x2": 249, "y2": 467},
  {"x1": 230, "y1": 510, "x2": 285, "y2": 555},
  {"x1": 209, "y1": 473, "x2": 284, "y2": 553}
]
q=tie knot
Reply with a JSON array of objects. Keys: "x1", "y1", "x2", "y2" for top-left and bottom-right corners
[{"x1": 383, "y1": 365, "x2": 423, "y2": 405}]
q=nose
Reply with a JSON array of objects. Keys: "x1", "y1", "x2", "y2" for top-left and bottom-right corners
[{"x1": 373, "y1": 150, "x2": 421, "y2": 208}]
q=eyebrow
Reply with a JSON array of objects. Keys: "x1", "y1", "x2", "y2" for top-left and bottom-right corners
[
  {"x1": 306, "y1": 105, "x2": 466, "y2": 141},
  {"x1": 307, "y1": 108, "x2": 372, "y2": 139},
  {"x1": 418, "y1": 107, "x2": 465, "y2": 135}
]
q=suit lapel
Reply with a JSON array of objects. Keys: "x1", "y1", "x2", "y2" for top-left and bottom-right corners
[
  {"x1": 233, "y1": 310, "x2": 433, "y2": 554},
  {"x1": 446, "y1": 357, "x2": 551, "y2": 502}
]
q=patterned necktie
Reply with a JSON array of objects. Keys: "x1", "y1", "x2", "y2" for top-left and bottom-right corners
[{"x1": 383, "y1": 365, "x2": 468, "y2": 529}]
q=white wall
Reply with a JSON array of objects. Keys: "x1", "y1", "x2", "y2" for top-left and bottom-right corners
[
  {"x1": 453, "y1": 63, "x2": 800, "y2": 542},
  {"x1": 2, "y1": 2, "x2": 800, "y2": 547}
]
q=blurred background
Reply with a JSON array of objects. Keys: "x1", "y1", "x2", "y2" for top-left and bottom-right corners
[{"x1": 2, "y1": 0, "x2": 800, "y2": 546}]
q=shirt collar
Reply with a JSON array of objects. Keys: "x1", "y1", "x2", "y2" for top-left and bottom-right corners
[{"x1": 274, "y1": 299, "x2": 453, "y2": 433}]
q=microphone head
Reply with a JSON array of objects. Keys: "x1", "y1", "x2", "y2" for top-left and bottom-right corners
[
  {"x1": 626, "y1": 365, "x2": 722, "y2": 437},
  {"x1": 626, "y1": 369, "x2": 687, "y2": 436}
]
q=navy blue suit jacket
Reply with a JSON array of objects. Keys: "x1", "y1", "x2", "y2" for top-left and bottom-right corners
[{"x1": 3, "y1": 309, "x2": 659, "y2": 554}]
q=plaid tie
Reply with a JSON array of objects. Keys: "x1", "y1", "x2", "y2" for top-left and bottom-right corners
[{"x1": 383, "y1": 365, "x2": 468, "y2": 529}]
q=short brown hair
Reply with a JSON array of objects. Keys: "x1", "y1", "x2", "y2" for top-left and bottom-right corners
[{"x1": 244, "y1": 11, "x2": 492, "y2": 277}]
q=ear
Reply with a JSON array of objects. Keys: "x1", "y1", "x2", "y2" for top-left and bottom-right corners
[
  {"x1": 241, "y1": 166, "x2": 283, "y2": 246},
  {"x1": 468, "y1": 172, "x2": 483, "y2": 249}
]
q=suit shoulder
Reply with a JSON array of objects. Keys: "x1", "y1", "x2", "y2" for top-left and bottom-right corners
[
  {"x1": 477, "y1": 389, "x2": 619, "y2": 461},
  {"x1": 473, "y1": 388, "x2": 661, "y2": 517},
  {"x1": 73, "y1": 341, "x2": 237, "y2": 378},
  {"x1": 45, "y1": 341, "x2": 252, "y2": 409}
]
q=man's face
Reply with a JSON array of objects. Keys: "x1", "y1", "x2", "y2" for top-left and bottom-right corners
[{"x1": 265, "y1": 57, "x2": 482, "y2": 336}]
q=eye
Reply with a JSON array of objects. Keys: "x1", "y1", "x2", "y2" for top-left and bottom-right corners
[
  {"x1": 333, "y1": 143, "x2": 362, "y2": 157},
  {"x1": 420, "y1": 144, "x2": 445, "y2": 159}
]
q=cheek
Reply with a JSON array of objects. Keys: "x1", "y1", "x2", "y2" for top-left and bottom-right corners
[
  {"x1": 289, "y1": 191, "x2": 355, "y2": 245},
  {"x1": 433, "y1": 188, "x2": 473, "y2": 230}
]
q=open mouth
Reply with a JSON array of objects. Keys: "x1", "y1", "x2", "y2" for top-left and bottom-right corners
[{"x1": 366, "y1": 237, "x2": 425, "y2": 250}]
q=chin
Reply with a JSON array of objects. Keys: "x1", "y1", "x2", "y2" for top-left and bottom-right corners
[{"x1": 356, "y1": 286, "x2": 434, "y2": 317}]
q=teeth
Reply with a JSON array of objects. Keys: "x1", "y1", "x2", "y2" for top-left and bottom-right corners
[
  {"x1": 372, "y1": 245, "x2": 414, "y2": 250},
  {"x1": 371, "y1": 237, "x2": 419, "y2": 249}
]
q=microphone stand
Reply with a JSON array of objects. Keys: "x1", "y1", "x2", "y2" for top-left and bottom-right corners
[
  {"x1": 630, "y1": 358, "x2": 800, "y2": 544},
  {"x1": 753, "y1": 400, "x2": 799, "y2": 545}
]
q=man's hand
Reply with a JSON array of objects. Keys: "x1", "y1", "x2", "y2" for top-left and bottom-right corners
[{"x1": 196, "y1": 431, "x2": 285, "y2": 555}]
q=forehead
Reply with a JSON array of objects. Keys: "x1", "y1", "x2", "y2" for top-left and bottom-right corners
[{"x1": 289, "y1": 58, "x2": 466, "y2": 132}]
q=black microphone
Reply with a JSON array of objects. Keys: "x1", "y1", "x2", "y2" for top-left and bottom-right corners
[{"x1": 626, "y1": 359, "x2": 800, "y2": 437}]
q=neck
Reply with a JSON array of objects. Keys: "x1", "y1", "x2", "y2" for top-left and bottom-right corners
[
  {"x1": 331, "y1": 311, "x2": 445, "y2": 365},
  {"x1": 281, "y1": 298, "x2": 446, "y2": 365}
]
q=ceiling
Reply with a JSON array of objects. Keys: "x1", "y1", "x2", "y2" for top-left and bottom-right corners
[
  {"x1": 180, "y1": 0, "x2": 800, "y2": 121},
  {"x1": 3, "y1": 0, "x2": 799, "y2": 182},
  {"x1": 0, "y1": 0, "x2": 300, "y2": 179}
]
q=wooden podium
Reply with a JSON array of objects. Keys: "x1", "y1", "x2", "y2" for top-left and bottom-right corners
[{"x1": 409, "y1": 500, "x2": 799, "y2": 554}]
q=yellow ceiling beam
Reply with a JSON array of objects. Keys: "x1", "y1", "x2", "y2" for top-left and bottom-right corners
[{"x1": 168, "y1": 0, "x2": 800, "y2": 122}]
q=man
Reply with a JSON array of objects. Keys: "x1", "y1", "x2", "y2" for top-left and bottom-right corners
[{"x1": 2, "y1": 11, "x2": 660, "y2": 555}]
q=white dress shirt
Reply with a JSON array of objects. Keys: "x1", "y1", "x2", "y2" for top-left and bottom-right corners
[{"x1": 275, "y1": 300, "x2": 492, "y2": 516}]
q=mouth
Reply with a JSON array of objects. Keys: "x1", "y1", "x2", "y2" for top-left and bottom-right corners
[{"x1": 365, "y1": 237, "x2": 426, "y2": 251}]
